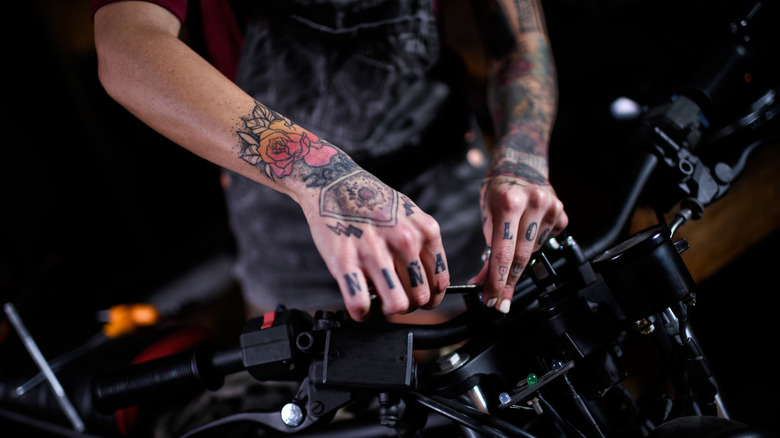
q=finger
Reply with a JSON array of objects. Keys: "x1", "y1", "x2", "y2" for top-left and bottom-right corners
[
  {"x1": 387, "y1": 208, "x2": 448, "y2": 311},
  {"x1": 467, "y1": 241, "x2": 492, "y2": 285},
  {"x1": 506, "y1": 262, "x2": 526, "y2": 291},
  {"x1": 398, "y1": 257, "x2": 430, "y2": 311},
  {"x1": 498, "y1": 220, "x2": 537, "y2": 298},
  {"x1": 533, "y1": 198, "x2": 568, "y2": 250},
  {"x1": 511, "y1": 186, "x2": 554, "y2": 260},
  {"x1": 418, "y1": 216, "x2": 450, "y2": 309},
  {"x1": 484, "y1": 218, "x2": 520, "y2": 312},
  {"x1": 353, "y1": 235, "x2": 413, "y2": 316},
  {"x1": 550, "y1": 200, "x2": 569, "y2": 236},
  {"x1": 337, "y1": 267, "x2": 372, "y2": 321},
  {"x1": 420, "y1": 247, "x2": 450, "y2": 310},
  {"x1": 515, "y1": 219, "x2": 540, "y2": 270},
  {"x1": 371, "y1": 265, "x2": 409, "y2": 316},
  {"x1": 381, "y1": 224, "x2": 428, "y2": 312}
]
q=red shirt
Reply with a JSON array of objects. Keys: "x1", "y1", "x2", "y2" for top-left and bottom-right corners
[{"x1": 91, "y1": 0, "x2": 243, "y2": 80}]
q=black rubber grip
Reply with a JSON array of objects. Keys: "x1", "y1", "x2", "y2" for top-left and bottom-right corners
[
  {"x1": 680, "y1": 40, "x2": 750, "y2": 117},
  {"x1": 91, "y1": 342, "x2": 223, "y2": 414}
]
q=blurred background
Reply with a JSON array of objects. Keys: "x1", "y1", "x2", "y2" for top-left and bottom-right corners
[{"x1": 1, "y1": 0, "x2": 778, "y2": 435}]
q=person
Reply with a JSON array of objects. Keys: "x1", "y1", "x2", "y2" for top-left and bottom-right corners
[{"x1": 91, "y1": 0, "x2": 568, "y2": 322}]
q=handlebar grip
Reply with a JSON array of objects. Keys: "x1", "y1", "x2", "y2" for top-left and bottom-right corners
[
  {"x1": 678, "y1": 2, "x2": 769, "y2": 116},
  {"x1": 91, "y1": 341, "x2": 223, "y2": 414},
  {"x1": 679, "y1": 40, "x2": 750, "y2": 117}
]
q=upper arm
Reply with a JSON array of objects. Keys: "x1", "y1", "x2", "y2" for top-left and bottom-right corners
[
  {"x1": 468, "y1": 0, "x2": 550, "y2": 61},
  {"x1": 496, "y1": 0, "x2": 548, "y2": 37},
  {"x1": 93, "y1": 1, "x2": 183, "y2": 51},
  {"x1": 93, "y1": 1, "x2": 184, "y2": 96}
]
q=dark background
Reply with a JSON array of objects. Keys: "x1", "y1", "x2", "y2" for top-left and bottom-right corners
[{"x1": 1, "y1": 0, "x2": 778, "y2": 436}]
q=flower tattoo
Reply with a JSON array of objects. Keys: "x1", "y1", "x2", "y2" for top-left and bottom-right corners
[{"x1": 238, "y1": 104, "x2": 337, "y2": 179}]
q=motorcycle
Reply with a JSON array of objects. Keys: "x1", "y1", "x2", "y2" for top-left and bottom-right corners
[{"x1": 1, "y1": 1, "x2": 778, "y2": 437}]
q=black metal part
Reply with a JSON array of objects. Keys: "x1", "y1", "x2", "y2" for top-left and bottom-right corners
[
  {"x1": 344, "y1": 306, "x2": 505, "y2": 351},
  {"x1": 423, "y1": 326, "x2": 523, "y2": 405},
  {"x1": 537, "y1": 282, "x2": 625, "y2": 399},
  {"x1": 592, "y1": 224, "x2": 696, "y2": 324},
  {"x1": 408, "y1": 392, "x2": 538, "y2": 438},
  {"x1": 498, "y1": 361, "x2": 574, "y2": 409},
  {"x1": 678, "y1": 334, "x2": 719, "y2": 406},
  {"x1": 240, "y1": 309, "x2": 314, "y2": 381},
  {"x1": 322, "y1": 329, "x2": 414, "y2": 391},
  {"x1": 90, "y1": 340, "x2": 224, "y2": 415},
  {"x1": 642, "y1": 94, "x2": 731, "y2": 212}
]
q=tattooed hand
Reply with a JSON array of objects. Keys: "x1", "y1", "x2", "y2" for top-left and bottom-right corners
[
  {"x1": 237, "y1": 102, "x2": 449, "y2": 321},
  {"x1": 467, "y1": 0, "x2": 568, "y2": 313},
  {"x1": 302, "y1": 171, "x2": 450, "y2": 321},
  {"x1": 471, "y1": 168, "x2": 568, "y2": 314}
]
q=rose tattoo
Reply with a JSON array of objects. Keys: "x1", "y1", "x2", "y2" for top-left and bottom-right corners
[{"x1": 238, "y1": 104, "x2": 337, "y2": 179}]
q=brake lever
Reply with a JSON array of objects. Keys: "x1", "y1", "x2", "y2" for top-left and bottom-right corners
[{"x1": 178, "y1": 376, "x2": 354, "y2": 436}]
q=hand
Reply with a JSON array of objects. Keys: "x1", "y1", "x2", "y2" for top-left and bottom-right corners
[
  {"x1": 470, "y1": 175, "x2": 568, "y2": 313},
  {"x1": 301, "y1": 170, "x2": 450, "y2": 321}
]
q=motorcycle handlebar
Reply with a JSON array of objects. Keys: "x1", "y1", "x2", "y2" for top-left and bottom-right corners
[{"x1": 91, "y1": 341, "x2": 241, "y2": 415}]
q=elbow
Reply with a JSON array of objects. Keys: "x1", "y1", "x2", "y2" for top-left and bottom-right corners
[
  {"x1": 95, "y1": 47, "x2": 124, "y2": 102},
  {"x1": 94, "y1": 43, "x2": 145, "y2": 113}
]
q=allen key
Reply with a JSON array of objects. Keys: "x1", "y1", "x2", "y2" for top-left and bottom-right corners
[{"x1": 3, "y1": 302, "x2": 85, "y2": 432}]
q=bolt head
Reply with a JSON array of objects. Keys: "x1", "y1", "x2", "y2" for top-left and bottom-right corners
[{"x1": 281, "y1": 403, "x2": 304, "y2": 427}]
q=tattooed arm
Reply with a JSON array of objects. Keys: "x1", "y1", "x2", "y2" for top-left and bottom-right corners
[
  {"x1": 468, "y1": 0, "x2": 569, "y2": 312},
  {"x1": 93, "y1": 2, "x2": 449, "y2": 321}
]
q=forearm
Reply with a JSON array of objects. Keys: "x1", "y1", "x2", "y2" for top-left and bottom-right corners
[
  {"x1": 487, "y1": 0, "x2": 557, "y2": 182},
  {"x1": 94, "y1": 2, "x2": 330, "y2": 203},
  {"x1": 469, "y1": 0, "x2": 567, "y2": 312}
]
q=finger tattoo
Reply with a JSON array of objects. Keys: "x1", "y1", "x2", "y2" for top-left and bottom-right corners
[
  {"x1": 435, "y1": 253, "x2": 447, "y2": 274},
  {"x1": 345, "y1": 273, "x2": 361, "y2": 296},
  {"x1": 537, "y1": 228, "x2": 550, "y2": 246},
  {"x1": 510, "y1": 264, "x2": 523, "y2": 281},
  {"x1": 498, "y1": 265, "x2": 509, "y2": 281},
  {"x1": 525, "y1": 222, "x2": 538, "y2": 241},
  {"x1": 382, "y1": 268, "x2": 396, "y2": 289},
  {"x1": 401, "y1": 196, "x2": 415, "y2": 216},
  {"x1": 407, "y1": 261, "x2": 425, "y2": 287},
  {"x1": 503, "y1": 222, "x2": 514, "y2": 240}
]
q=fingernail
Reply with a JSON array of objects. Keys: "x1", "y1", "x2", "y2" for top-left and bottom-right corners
[
  {"x1": 498, "y1": 299, "x2": 511, "y2": 314},
  {"x1": 486, "y1": 297, "x2": 497, "y2": 307}
]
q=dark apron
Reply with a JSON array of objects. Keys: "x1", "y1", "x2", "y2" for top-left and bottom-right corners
[{"x1": 222, "y1": 0, "x2": 486, "y2": 313}]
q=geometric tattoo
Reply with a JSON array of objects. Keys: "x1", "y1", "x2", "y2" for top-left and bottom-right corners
[
  {"x1": 320, "y1": 170, "x2": 398, "y2": 226},
  {"x1": 327, "y1": 222, "x2": 363, "y2": 238}
]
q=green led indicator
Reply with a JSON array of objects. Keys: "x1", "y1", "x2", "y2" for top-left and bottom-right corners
[{"x1": 527, "y1": 373, "x2": 538, "y2": 387}]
